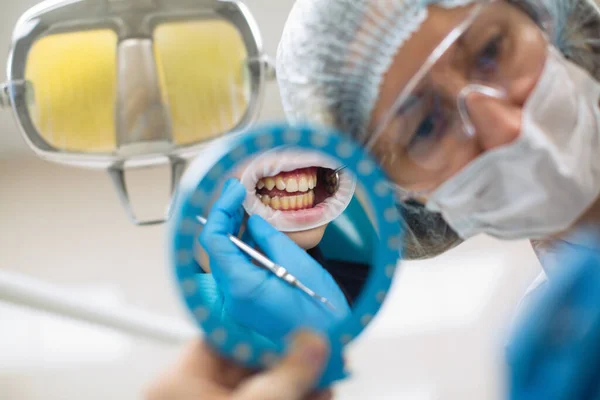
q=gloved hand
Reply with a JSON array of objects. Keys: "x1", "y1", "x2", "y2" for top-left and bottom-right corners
[
  {"x1": 508, "y1": 233, "x2": 600, "y2": 400},
  {"x1": 199, "y1": 178, "x2": 351, "y2": 342}
]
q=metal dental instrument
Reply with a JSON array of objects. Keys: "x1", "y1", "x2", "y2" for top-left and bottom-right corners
[
  {"x1": 196, "y1": 216, "x2": 337, "y2": 311},
  {"x1": 325, "y1": 165, "x2": 345, "y2": 195}
]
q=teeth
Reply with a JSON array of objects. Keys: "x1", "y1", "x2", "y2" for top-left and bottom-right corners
[
  {"x1": 256, "y1": 169, "x2": 323, "y2": 211},
  {"x1": 276, "y1": 177, "x2": 286, "y2": 191},
  {"x1": 264, "y1": 178, "x2": 275, "y2": 191},
  {"x1": 298, "y1": 176, "x2": 308, "y2": 192},
  {"x1": 285, "y1": 178, "x2": 298, "y2": 193},
  {"x1": 271, "y1": 196, "x2": 281, "y2": 210},
  {"x1": 258, "y1": 170, "x2": 319, "y2": 194},
  {"x1": 258, "y1": 190, "x2": 320, "y2": 211}
]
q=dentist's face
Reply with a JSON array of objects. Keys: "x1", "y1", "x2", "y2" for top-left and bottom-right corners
[{"x1": 368, "y1": 1, "x2": 547, "y2": 195}]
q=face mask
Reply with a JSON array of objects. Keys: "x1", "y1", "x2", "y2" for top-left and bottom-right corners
[{"x1": 425, "y1": 46, "x2": 600, "y2": 240}]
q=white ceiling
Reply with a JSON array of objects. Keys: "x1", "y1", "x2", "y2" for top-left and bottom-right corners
[{"x1": 0, "y1": 0, "x2": 295, "y2": 156}]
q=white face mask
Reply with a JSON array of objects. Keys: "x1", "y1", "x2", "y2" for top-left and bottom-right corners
[{"x1": 425, "y1": 46, "x2": 600, "y2": 240}]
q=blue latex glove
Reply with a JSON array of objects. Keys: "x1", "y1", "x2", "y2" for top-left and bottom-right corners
[
  {"x1": 508, "y1": 235, "x2": 600, "y2": 400},
  {"x1": 199, "y1": 178, "x2": 351, "y2": 342}
]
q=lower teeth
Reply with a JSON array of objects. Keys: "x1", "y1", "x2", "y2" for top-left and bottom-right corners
[{"x1": 258, "y1": 190, "x2": 315, "y2": 211}]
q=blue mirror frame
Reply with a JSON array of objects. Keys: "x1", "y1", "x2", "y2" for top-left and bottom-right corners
[{"x1": 169, "y1": 122, "x2": 404, "y2": 386}]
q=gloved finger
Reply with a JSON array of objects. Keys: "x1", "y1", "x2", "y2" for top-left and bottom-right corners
[
  {"x1": 199, "y1": 181, "x2": 271, "y2": 298},
  {"x1": 233, "y1": 331, "x2": 329, "y2": 400},
  {"x1": 201, "y1": 178, "x2": 246, "y2": 238},
  {"x1": 246, "y1": 215, "x2": 324, "y2": 280},
  {"x1": 199, "y1": 179, "x2": 248, "y2": 269},
  {"x1": 246, "y1": 215, "x2": 350, "y2": 313},
  {"x1": 222, "y1": 178, "x2": 245, "y2": 236},
  {"x1": 240, "y1": 228, "x2": 257, "y2": 252}
]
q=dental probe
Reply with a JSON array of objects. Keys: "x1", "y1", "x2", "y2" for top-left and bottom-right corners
[
  {"x1": 196, "y1": 216, "x2": 337, "y2": 312},
  {"x1": 324, "y1": 165, "x2": 346, "y2": 195}
]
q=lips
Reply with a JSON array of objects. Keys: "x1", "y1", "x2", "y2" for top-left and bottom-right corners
[{"x1": 239, "y1": 148, "x2": 356, "y2": 233}]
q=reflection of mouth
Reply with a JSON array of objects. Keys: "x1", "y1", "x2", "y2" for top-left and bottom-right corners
[
  {"x1": 255, "y1": 167, "x2": 338, "y2": 211},
  {"x1": 240, "y1": 148, "x2": 356, "y2": 232}
]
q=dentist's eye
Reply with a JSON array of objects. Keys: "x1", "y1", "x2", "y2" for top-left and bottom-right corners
[
  {"x1": 406, "y1": 113, "x2": 442, "y2": 151},
  {"x1": 406, "y1": 95, "x2": 445, "y2": 150},
  {"x1": 474, "y1": 34, "x2": 503, "y2": 75},
  {"x1": 415, "y1": 116, "x2": 435, "y2": 138}
]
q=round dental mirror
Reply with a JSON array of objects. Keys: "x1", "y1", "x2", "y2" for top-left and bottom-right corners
[{"x1": 169, "y1": 123, "x2": 403, "y2": 387}]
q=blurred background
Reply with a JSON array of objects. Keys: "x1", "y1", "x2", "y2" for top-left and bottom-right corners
[{"x1": 0, "y1": 1, "x2": 542, "y2": 399}]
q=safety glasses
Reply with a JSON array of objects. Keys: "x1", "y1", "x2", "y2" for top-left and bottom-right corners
[
  {"x1": 365, "y1": 0, "x2": 554, "y2": 200},
  {"x1": 1, "y1": 0, "x2": 275, "y2": 225}
]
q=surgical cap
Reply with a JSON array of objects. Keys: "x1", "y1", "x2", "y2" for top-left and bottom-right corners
[
  {"x1": 276, "y1": 0, "x2": 600, "y2": 259},
  {"x1": 279, "y1": 0, "x2": 478, "y2": 142},
  {"x1": 277, "y1": 0, "x2": 599, "y2": 140}
]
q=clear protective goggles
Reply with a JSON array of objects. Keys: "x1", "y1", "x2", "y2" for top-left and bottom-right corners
[
  {"x1": 1, "y1": 0, "x2": 275, "y2": 225},
  {"x1": 366, "y1": 0, "x2": 553, "y2": 201}
]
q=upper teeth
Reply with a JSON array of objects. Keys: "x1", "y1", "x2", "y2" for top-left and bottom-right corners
[
  {"x1": 264, "y1": 178, "x2": 276, "y2": 191},
  {"x1": 257, "y1": 171, "x2": 317, "y2": 193}
]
